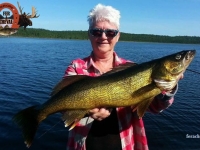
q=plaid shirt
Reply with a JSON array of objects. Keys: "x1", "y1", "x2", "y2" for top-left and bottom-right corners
[{"x1": 64, "y1": 52, "x2": 174, "y2": 150}]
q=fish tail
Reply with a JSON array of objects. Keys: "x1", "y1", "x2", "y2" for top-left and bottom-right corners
[{"x1": 13, "y1": 105, "x2": 40, "y2": 148}]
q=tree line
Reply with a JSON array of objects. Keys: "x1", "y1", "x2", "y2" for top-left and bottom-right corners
[{"x1": 13, "y1": 28, "x2": 200, "y2": 44}]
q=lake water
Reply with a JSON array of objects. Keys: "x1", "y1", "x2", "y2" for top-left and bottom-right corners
[{"x1": 0, "y1": 37, "x2": 200, "y2": 150}]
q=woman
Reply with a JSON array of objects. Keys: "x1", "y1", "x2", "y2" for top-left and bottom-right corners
[{"x1": 64, "y1": 4, "x2": 181, "y2": 150}]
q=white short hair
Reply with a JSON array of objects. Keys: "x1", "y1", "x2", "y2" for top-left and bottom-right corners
[{"x1": 87, "y1": 4, "x2": 120, "y2": 29}]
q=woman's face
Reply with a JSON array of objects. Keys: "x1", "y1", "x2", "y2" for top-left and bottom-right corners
[{"x1": 88, "y1": 21, "x2": 120, "y2": 56}]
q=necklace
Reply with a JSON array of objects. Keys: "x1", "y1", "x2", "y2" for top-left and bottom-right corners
[
  {"x1": 93, "y1": 53, "x2": 114, "y2": 74},
  {"x1": 95, "y1": 61, "x2": 114, "y2": 74}
]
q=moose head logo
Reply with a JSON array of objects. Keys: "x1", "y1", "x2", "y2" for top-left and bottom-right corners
[{"x1": 17, "y1": 1, "x2": 39, "y2": 29}]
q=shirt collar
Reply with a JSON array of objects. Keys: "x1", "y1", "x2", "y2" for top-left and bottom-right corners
[{"x1": 86, "y1": 51, "x2": 123, "y2": 70}]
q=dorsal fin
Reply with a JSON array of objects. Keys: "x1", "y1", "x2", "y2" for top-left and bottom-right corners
[
  {"x1": 51, "y1": 75, "x2": 88, "y2": 96},
  {"x1": 102, "y1": 62, "x2": 137, "y2": 76}
]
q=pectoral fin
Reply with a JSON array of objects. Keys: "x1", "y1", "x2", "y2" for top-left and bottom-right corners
[
  {"x1": 137, "y1": 97, "x2": 154, "y2": 118},
  {"x1": 131, "y1": 83, "x2": 161, "y2": 118},
  {"x1": 62, "y1": 109, "x2": 89, "y2": 130}
]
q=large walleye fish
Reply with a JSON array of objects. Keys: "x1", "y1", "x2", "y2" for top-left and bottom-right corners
[{"x1": 13, "y1": 50, "x2": 196, "y2": 147}]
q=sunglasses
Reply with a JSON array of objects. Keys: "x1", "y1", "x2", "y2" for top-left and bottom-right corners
[{"x1": 89, "y1": 28, "x2": 119, "y2": 38}]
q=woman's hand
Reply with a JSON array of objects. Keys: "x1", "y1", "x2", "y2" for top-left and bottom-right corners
[{"x1": 88, "y1": 108, "x2": 111, "y2": 121}]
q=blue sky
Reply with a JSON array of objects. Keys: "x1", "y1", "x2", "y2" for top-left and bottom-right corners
[{"x1": 2, "y1": 0, "x2": 200, "y2": 36}]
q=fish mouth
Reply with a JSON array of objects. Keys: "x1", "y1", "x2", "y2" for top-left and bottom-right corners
[
  {"x1": 182, "y1": 50, "x2": 196, "y2": 68},
  {"x1": 185, "y1": 50, "x2": 196, "y2": 59},
  {"x1": 188, "y1": 50, "x2": 196, "y2": 55}
]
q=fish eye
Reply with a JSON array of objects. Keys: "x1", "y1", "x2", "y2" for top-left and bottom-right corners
[{"x1": 175, "y1": 54, "x2": 181, "y2": 60}]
